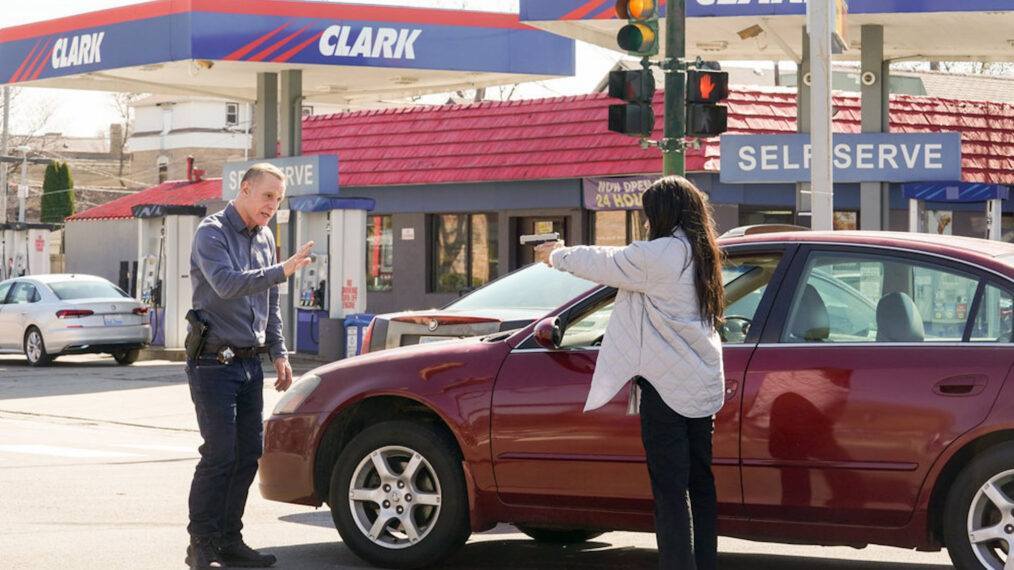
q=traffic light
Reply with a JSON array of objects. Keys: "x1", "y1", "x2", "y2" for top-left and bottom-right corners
[
  {"x1": 607, "y1": 69, "x2": 656, "y2": 137},
  {"x1": 686, "y1": 69, "x2": 729, "y2": 138},
  {"x1": 615, "y1": 0, "x2": 659, "y2": 56}
]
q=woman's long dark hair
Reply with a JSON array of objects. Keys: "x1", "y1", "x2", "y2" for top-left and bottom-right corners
[{"x1": 642, "y1": 176, "x2": 725, "y2": 328}]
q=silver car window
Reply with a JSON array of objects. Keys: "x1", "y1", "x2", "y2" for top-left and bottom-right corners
[
  {"x1": 10, "y1": 282, "x2": 39, "y2": 304},
  {"x1": 0, "y1": 281, "x2": 11, "y2": 304},
  {"x1": 49, "y1": 280, "x2": 130, "y2": 300}
]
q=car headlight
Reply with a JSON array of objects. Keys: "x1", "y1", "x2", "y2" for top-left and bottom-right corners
[{"x1": 272, "y1": 373, "x2": 322, "y2": 415}]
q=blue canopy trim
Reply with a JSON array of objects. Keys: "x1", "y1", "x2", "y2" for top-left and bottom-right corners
[
  {"x1": 902, "y1": 182, "x2": 1009, "y2": 203},
  {"x1": 288, "y1": 196, "x2": 375, "y2": 212}
]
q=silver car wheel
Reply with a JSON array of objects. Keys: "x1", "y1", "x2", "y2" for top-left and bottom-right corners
[
  {"x1": 347, "y1": 444, "x2": 443, "y2": 550},
  {"x1": 25, "y1": 329, "x2": 44, "y2": 363},
  {"x1": 966, "y1": 467, "x2": 1014, "y2": 569}
]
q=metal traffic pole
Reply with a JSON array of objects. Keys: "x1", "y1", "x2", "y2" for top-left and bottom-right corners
[{"x1": 661, "y1": 0, "x2": 686, "y2": 177}]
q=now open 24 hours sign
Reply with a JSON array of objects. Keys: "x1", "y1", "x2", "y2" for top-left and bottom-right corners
[{"x1": 719, "y1": 133, "x2": 962, "y2": 183}]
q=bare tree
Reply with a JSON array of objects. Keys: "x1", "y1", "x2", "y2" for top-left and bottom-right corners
[{"x1": 110, "y1": 92, "x2": 145, "y2": 187}]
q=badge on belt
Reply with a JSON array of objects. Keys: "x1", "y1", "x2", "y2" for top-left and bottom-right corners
[{"x1": 217, "y1": 346, "x2": 235, "y2": 365}]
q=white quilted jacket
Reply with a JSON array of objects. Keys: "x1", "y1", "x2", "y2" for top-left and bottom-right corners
[{"x1": 549, "y1": 231, "x2": 725, "y2": 418}]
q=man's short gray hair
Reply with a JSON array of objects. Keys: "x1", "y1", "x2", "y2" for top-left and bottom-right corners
[{"x1": 241, "y1": 162, "x2": 286, "y2": 186}]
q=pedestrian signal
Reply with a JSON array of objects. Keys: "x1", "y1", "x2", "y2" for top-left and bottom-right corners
[
  {"x1": 607, "y1": 69, "x2": 656, "y2": 137},
  {"x1": 686, "y1": 69, "x2": 729, "y2": 137}
]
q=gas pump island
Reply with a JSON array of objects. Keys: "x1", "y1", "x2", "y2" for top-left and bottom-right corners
[{"x1": 223, "y1": 155, "x2": 372, "y2": 359}]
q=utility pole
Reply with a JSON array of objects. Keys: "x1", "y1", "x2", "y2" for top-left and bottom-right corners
[
  {"x1": 1, "y1": 86, "x2": 9, "y2": 224},
  {"x1": 662, "y1": 0, "x2": 686, "y2": 176},
  {"x1": 16, "y1": 146, "x2": 30, "y2": 223}
]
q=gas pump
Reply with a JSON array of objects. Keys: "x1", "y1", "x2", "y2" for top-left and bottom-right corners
[
  {"x1": 0, "y1": 223, "x2": 53, "y2": 277},
  {"x1": 297, "y1": 253, "x2": 328, "y2": 310},
  {"x1": 138, "y1": 253, "x2": 159, "y2": 304}
]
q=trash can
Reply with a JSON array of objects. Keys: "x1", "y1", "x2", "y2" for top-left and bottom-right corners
[{"x1": 344, "y1": 313, "x2": 375, "y2": 357}]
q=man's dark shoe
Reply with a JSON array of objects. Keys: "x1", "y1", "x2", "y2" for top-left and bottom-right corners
[
  {"x1": 218, "y1": 540, "x2": 277, "y2": 568},
  {"x1": 185, "y1": 535, "x2": 221, "y2": 568}
]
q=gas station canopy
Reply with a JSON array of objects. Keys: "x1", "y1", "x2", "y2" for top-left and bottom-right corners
[
  {"x1": 0, "y1": 0, "x2": 575, "y2": 103},
  {"x1": 521, "y1": 1, "x2": 1014, "y2": 63}
]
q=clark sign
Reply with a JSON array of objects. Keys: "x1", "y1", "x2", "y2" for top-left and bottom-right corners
[{"x1": 719, "y1": 133, "x2": 961, "y2": 183}]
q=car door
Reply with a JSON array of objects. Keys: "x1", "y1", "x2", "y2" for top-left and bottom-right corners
[
  {"x1": 0, "y1": 281, "x2": 36, "y2": 349},
  {"x1": 740, "y1": 245, "x2": 1012, "y2": 527},
  {"x1": 0, "y1": 280, "x2": 14, "y2": 348},
  {"x1": 489, "y1": 248, "x2": 790, "y2": 518}
]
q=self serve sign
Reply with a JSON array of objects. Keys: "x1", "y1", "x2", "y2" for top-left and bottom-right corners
[{"x1": 719, "y1": 133, "x2": 962, "y2": 183}]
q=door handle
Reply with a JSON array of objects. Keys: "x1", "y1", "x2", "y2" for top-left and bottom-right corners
[
  {"x1": 934, "y1": 375, "x2": 988, "y2": 397},
  {"x1": 725, "y1": 379, "x2": 739, "y2": 400}
]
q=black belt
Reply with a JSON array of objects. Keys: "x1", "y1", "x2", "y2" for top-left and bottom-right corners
[{"x1": 202, "y1": 344, "x2": 267, "y2": 359}]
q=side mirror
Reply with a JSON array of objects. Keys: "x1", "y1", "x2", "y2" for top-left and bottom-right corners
[{"x1": 533, "y1": 316, "x2": 563, "y2": 350}]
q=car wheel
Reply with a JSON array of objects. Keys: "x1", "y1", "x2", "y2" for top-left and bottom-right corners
[
  {"x1": 24, "y1": 327, "x2": 52, "y2": 367},
  {"x1": 112, "y1": 348, "x2": 140, "y2": 365},
  {"x1": 329, "y1": 421, "x2": 470, "y2": 569},
  {"x1": 516, "y1": 525, "x2": 604, "y2": 544},
  {"x1": 943, "y1": 442, "x2": 1014, "y2": 570}
]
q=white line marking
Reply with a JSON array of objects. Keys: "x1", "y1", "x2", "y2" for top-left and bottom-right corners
[
  {"x1": 0, "y1": 445, "x2": 141, "y2": 458},
  {"x1": 111, "y1": 444, "x2": 197, "y2": 454}
]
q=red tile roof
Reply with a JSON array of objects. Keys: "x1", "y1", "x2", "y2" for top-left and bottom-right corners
[
  {"x1": 70, "y1": 87, "x2": 1014, "y2": 222},
  {"x1": 67, "y1": 178, "x2": 221, "y2": 221},
  {"x1": 303, "y1": 88, "x2": 1014, "y2": 186}
]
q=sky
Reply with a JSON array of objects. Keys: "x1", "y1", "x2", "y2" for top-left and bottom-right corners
[{"x1": 2, "y1": 0, "x2": 626, "y2": 138}]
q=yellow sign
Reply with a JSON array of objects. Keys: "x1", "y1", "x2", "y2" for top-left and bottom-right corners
[{"x1": 833, "y1": 0, "x2": 849, "y2": 53}]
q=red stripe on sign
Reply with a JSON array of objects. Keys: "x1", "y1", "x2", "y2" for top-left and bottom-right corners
[
  {"x1": 190, "y1": 0, "x2": 533, "y2": 30},
  {"x1": 9, "y1": 40, "x2": 41, "y2": 83},
  {"x1": 224, "y1": 21, "x2": 292, "y2": 61},
  {"x1": 270, "y1": 30, "x2": 324, "y2": 63},
  {"x1": 249, "y1": 21, "x2": 316, "y2": 62},
  {"x1": 27, "y1": 42, "x2": 56, "y2": 81},
  {"x1": 0, "y1": 0, "x2": 173, "y2": 43},
  {"x1": 563, "y1": 0, "x2": 612, "y2": 20},
  {"x1": 19, "y1": 39, "x2": 52, "y2": 83}
]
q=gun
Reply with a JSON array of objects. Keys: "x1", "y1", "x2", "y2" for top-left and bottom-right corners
[
  {"x1": 184, "y1": 309, "x2": 210, "y2": 361},
  {"x1": 519, "y1": 232, "x2": 560, "y2": 247}
]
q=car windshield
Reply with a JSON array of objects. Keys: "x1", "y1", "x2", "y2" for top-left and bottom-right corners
[
  {"x1": 445, "y1": 263, "x2": 596, "y2": 312},
  {"x1": 49, "y1": 280, "x2": 130, "y2": 300}
]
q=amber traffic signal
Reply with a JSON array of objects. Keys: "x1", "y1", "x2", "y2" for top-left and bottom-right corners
[{"x1": 615, "y1": 0, "x2": 659, "y2": 56}]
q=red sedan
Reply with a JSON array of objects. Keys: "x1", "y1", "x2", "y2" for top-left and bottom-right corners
[{"x1": 261, "y1": 231, "x2": 1014, "y2": 570}]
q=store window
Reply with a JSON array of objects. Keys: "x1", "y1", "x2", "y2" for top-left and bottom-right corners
[
  {"x1": 739, "y1": 207, "x2": 793, "y2": 226},
  {"x1": 430, "y1": 213, "x2": 498, "y2": 293},
  {"x1": 592, "y1": 210, "x2": 648, "y2": 245},
  {"x1": 366, "y1": 215, "x2": 393, "y2": 292}
]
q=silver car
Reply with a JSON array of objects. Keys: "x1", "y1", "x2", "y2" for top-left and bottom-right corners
[{"x1": 0, "y1": 274, "x2": 151, "y2": 366}]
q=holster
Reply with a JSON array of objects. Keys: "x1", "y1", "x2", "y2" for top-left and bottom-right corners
[{"x1": 184, "y1": 309, "x2": 210, "y2": 361}]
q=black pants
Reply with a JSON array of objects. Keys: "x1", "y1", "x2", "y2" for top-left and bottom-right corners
[{"x1": 637, "y1": 378, "x2": 717, "y2": 570}]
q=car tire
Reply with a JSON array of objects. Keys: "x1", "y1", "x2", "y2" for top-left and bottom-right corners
[
  {"x1": 516, "y1": 525, "x2": 604, "y2": 544},
  {"x1": 329, "y1": 421, "x2": 470, "y2": 569},
  {"x1": 943, "y1": 442, "x2": 1014, "y2": 570},
  {"x1": 112, "y1": 348, "x2": 140, "y2": 365},
  {"x1": 24, "y1": 326, "x2": 52, "y2": 367}
]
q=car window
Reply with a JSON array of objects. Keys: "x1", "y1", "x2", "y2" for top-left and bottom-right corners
[
  {"x1": 446, "y1": 262, "x2": 595, "y2": 312},
  {"x1": 560, "y1": 298, "x2": 614, "y2": 349},
  {"x1": 9, "y1": 282, "x2": 40, "y2": 304},
  {"x1": 970, "y1": 283, "x2": 1014, "y2": 343},
  {"x1": 49, "y1": 280, "x2": 130, "y2": 300},
  {"x1": 0, "y1": 281, "x2": 11, "y2": 304},
  {"x1": 782, "y1": 252, "x2": 979, "y2": 343},
  {"x1": 721, "y1": 253, "x2": 783, "y2": 344}
]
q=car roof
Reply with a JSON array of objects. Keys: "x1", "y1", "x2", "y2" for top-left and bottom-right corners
[
  {"x1": 5, "y1": 273, "x2": 109, "y2": 284},
  {"x1": 722, "y1": 230, "x2": 1014, "y2": 262}
]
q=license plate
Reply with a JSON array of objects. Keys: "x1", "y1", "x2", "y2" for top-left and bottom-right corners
[
  {"x1": 103, "y1": 315, "x2": 123, "y2": 326},
  {"x1": 419, "y1": 336, "x2": 453, "y2": 344}
]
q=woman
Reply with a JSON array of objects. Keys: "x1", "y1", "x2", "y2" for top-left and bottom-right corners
[{"x1": 535, "y1": 175, "x2": 725, "y2": 570}]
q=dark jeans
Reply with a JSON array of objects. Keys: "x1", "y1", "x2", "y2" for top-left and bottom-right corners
[
  {"x1": 186, "y1": 356, "x2": 264, "y2": 544},
  {"x1": 637, "y1": 378, "x2": 717, "y2": 570}
]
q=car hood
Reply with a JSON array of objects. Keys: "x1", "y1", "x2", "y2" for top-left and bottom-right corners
[{"x1": 379, "y1": 307, "x2": 549, "y2": 323}]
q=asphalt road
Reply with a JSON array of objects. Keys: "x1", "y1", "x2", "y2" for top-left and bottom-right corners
[{"x1": 0, "y1": 353, "x2": 956, "y2": 569}]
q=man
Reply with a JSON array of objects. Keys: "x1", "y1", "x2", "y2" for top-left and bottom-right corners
[{"x1": 185, "y1": 162, "x2": 313, "y2": 568}]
